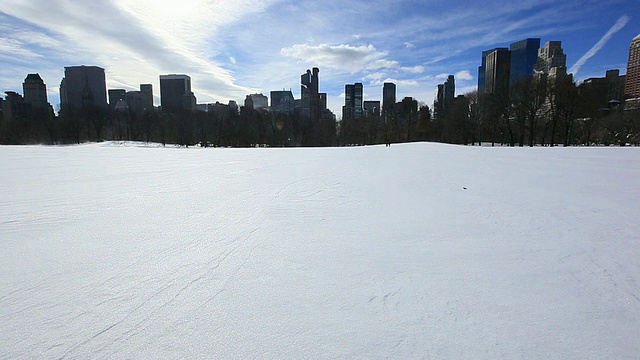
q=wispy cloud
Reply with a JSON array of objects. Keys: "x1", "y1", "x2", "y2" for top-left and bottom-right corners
[
  {"x1": 569, "y1": 14, "x2": 630, "y2": 76},
  {"x1": 281, "y1": 43, "x2": 399, "y2": 72}
]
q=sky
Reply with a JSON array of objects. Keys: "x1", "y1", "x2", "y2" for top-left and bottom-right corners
[{"x1": 1, "y1": 0, "x2": 639, "y2": 118}]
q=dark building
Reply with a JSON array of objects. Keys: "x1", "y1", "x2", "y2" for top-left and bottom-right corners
[
  {"x1": 23, "y1": 74, "x2": 48, "y2": 109},
  {"x1": 363, "y1": 101, "x2": 380, "y2": 118},
  {"x1": 125, "y1": 91, "x2": 145, "y2": 116},
  {"x1": 160, "y1": 74, "x2": 193, "y2": 113},
  {"x1": 625, "y1": 34, "x2": 640, "y2": 99},
  {"x1": 140, "y1": 84, "x2": 153, "y2": 111},
  {"x1": 434, "y1": 75, "x2": 455, "y2": 120},
  {"x1": 343, "y1": 83, "x2": 363, "y2": 120},
  {"x1": 434, "y1": 84, "x2": 445, "y2": 120},
  {"x1": 444, "y1": 75, "x2": 455, "y2": 104},
  {"x1": 484, "y1": 48, "x2": 511, "y2": 97},
  {"x1": 301, "y1": 68, "x2": 320, "y2": 121},
  {"x1": 319, "y1": 93, "x2": 327, "y2": 113},
  {"x1": 509, "y1": 38, "x2": 540, "y2": 86},
  {"x1": 2, "y1": 91, "x2": 28, "y2": 123},
  {"x1": 478, "y1": 49, "x2": 494, "y2": 93},
  {"x1": 270, "y1": 90, "x2": 295, "y2": 113},
  {"x1": 580, "y1": 69, "x2": 626, "y2": 108},
  {"x1": 59, "y1": 65, "x2": 108, "y2": 111},
  {"x1": 382, "y1": 82, "x2": 396, "y2": 120},
  {"x1": 108, "y1": 89, "x2": 126, "y2": 110},
  {"x1": 244, "y1": 93, "x2": 268, "y2": 109}
]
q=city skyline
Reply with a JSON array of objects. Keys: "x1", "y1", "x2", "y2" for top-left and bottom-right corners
[{"x1": 0, "y1": 0, "x2": 638, "y2": 117}]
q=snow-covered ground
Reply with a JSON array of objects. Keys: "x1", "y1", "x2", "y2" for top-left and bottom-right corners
[{"x1": 1, "y1": 142, "x2": 639, "y2": 359}]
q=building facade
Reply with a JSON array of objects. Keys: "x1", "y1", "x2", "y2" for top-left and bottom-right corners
[
  {"x1": 534, "y1": 41, "x2": 566, "y2": 75},
  {"x1": 363, "y1": 101, "x2": 380, "y2": 118},
  {"x1": 343, "y1": 83, "x2": 363, "y2": 121},
  {"x1": 140, "y1": 84, "x2": 153, "y2": 111},
  {"x1": 108, "y1": 89, "x2": 126, "y2": 110},
  {"x1": 484, "y1": 48, "x2": 511, "y2": 97},
  {"x1": 160, "y1": 74, "x2": 192, "y2": 113},
  {"x1": 59, "y1": 65, "x2": 108, "y2": 111},
  {"x1": 625, "y1": 34, "x2": 640, "y2": 99},
  {"x1": 22, "y1": 74, "x2": 48, "y2": 109},
  {"x1": 301, "y1": 68, "x2": 320, "y2": 121},
  {"x1": 580, "y1": 69, "x2": 626, "y2": 108},
  {"x1": 509, "y1": 38, "x2": 540, "y2": 86},
  {"x1": 244, "y1": 93, "x2": 268, "y2": 109},
  {"x1": 382, "y1": 82, "x2": 396, "y2": 119},
  {"x1": 270, "y1": 90, "x2": 295, "y2": 114}
]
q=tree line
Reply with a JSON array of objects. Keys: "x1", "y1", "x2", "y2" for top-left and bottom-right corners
[{"x1": 1, "y1": 77, "x2": 639, "y2": 146}]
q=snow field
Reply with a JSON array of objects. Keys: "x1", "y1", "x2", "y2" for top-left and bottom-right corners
[{"x1": 1, "y1": 142, "x2": 639, "y2": 359}]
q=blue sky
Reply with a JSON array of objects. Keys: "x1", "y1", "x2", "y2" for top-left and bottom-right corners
[{"x1": 1, "y1": 0, "x2": 639, "y2": 117}]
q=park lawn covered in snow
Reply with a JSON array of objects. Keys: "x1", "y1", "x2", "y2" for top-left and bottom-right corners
[{"x1": 1, "y1": 142, "x2": 639, "y2": 359}]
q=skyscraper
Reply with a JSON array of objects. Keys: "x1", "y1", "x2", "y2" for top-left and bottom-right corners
[
  {"x1": 485, "y1": 48, "x2": 511, "y2": 97},
  {"x1": 22, "y1": 74, "x2": 48, "y2": 109},
  {"x1": 510, "y1": 38, "x2": 540, "y2": 86},
  {"x1": 534, "y1": 41, "x2": 566, "y2": 75},
  {"x1": 444, "y1": 75, "x2": 455, "y2": 103},
  {"x1": 382, "y1": 82, "x2": 396, "y2": 119},
  {"x1": 59, "y1": 65, "x2": 108, "y2": 111},
  {"x1": 434, "y1": 75, "x2": 455, "y2": 120},
  {"x1": 160, "y1": 74, "x2": 192, "y2": 113},
  {"x1": 343, "y1": 83, "x2": 363, "y2": 121},
  {"x1": 624, "y1": 34, "x2": 640, "y2": 99},
  {"x1": 478, "y1": 49, "x2": 493, "y2": 93},
  {"x1": 140, "y1": 84, "x2": 153, "y2": 111},
  {"x1": 301, "y1": 68, "x2": 320, "y2": 121}
]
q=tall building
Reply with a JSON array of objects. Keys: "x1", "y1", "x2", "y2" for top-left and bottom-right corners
[
  {"x1": 160, "y1": 74, "x2": 192, "y2": 113},
  {"x1": 478, "y1": 49, "x2": 494, "y2": 93},
  {"x1": 444, "y1": 75, "x2": 455, "y2": 104},
  {"x1": 270, "y1": 90, "x2": 295, "y2": 113},
  {"x1": 108, "y1": 89, "x2": 126, "y2": 110},
  {"x1": 140, "y1": 84, "x2": 153, "y2": 111},
  {"x1": 484, "y1": 48, "x2": 511, "y2": 97},
  {"x1": 434, "y1": 84, "x2": 445, "y2": 120},
  {"x1": 22, "y1": 74, "x2": 48, "y2": 109},
  {"x1": 301, "y1": 68, "x2": 320, "y2": 121},
  {"x1": 343, "y1": 83, "x2": 363, "y2": 120},
  {"x1": 382, "y1": 82, "x2": 396, "y2": 118},
  {"x1": 59, "y1": 65, "x2": 108, "y2": 111},
  {"x1": 625, "y1": 34, "x2": 640, "y2": 99},
  {"x1": 534, "y1": 41, "x2": 566, "y2": 75},
  {"x1": 510, "y1": 38, "x2": 540, "y2": 86}
]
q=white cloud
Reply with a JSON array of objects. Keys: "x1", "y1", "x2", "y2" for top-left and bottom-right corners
[
  {"x1": 382, "y1": 78, "x2": 418, "y2": 87},
  {"x1": 280, "y1": 43, "x2": 399, "y2": 73},
  {"x1": 400, "y1": 65, "x2": 425, "y2": 74},
  {"x1": 404, "y1": 42, "x2": 415, "y2": 48},
  {"x1": 455, "y1": 70, "x2": 473, "y2": 81}
]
